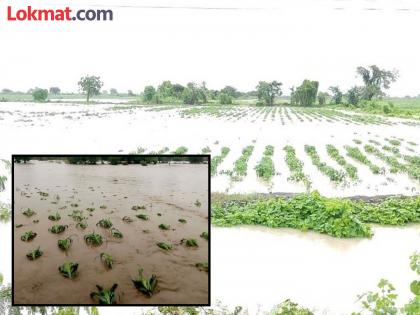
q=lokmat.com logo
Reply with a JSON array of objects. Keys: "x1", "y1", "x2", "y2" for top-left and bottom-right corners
[{"x1": 6, "y1": 3, "x2": 113, "y2": 21}]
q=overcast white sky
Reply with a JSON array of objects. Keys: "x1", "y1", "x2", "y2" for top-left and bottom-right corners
[{"x1": 1, "y1": 0, "x2": 420, "y2": 96}]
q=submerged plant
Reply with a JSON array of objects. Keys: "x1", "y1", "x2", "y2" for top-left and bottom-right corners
[
  {"x1": 84, "y1": 232, "x2": 103, "y2": 246},
  {"x1": 181, "y1": 238, "x2": 198, "y2": 247},
  {"x1": 131, "y1": 269, "x2": 157, "y2": 297},
  {"x1": 110, "y1": 227, "x2": 123, "y2": 238},
  {"x1": 58, "y1": 262, "x2": 79, "y2": 278},
  {"x1": 76, "y1": 221, "x2": 88, "y2": 229},
  {"x1": 86, "y1": 207, "x2": 95, "y2": 212},
  {"x1": 68, "y1": 210, "x2": 86, "y2": 222},
  {"x1": 15, "y1": 224, "x2": 23, "y2": 228},
  {"x1": 100, "y1": 252, "x2": 114, "y2": 269},
  {"x1": 100, "y1": 205, "x2": 107, "y2": 209},
  {"x1": 122, "y1": 216, "x2": 133, "y2": 223},
  {"x1": 21, "y1": 231, "x2": 37, "y2": 241},
  {"x1": 71, "y1": 203, "x2": 78, "y2": 207},
  {"x1": 49, "y1": 224, "x2": 68, "y2": 234},
  {"x1": 200, "y1": 232, "x2": 209, "y2": 240},
  {"x1": 132, "y1": 205, "x2": 146, "y2": 210},
  {"x1": 195, "y1": 262, "x2": 208, "y2": 272},
  {"x1": 136, "y1": 214, "x2": 149, "y2": 220},
  {"x1": 90, "y1": 284, "x2": 118, "y2": 305},
  {"x1": 157, "y1": 242, "x2": 173, "y2": 251},
  {"x1": 96, "y1": 218, "x2": 113, "y2": 228},
  {"x1": 194, "y1": 200, "x2": 202, "y2": 207},
  {"x1": 178, "y1": 218, "x2": 187, "y2": 223},
  {"x1": 58, "y1": 237, "x2": 73, "y2": 251},
  {"x1": 159, "y1": 223, "x2": 170, "y2": 230},
  {"x1": 22, "y1": 208, "x2": 36, "y2": 217},
  {"x1": 26, "y1": 247, "x2": 43, "y2": 260},
  {"x1": 48, "y1": 212, "x2": 61, "y2": 221},
  {"x1": 33, "y1": 219, "x2": 39, "y2": 223}
]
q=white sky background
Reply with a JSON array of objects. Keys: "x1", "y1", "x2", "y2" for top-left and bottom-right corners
[{"x1": 0, "y1": 0, "x2": 420, "y2": 95}]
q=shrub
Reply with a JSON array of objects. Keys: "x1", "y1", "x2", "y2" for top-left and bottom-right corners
[{"x1": 32, "y1": 88, "x2": 48, "y2": 102}]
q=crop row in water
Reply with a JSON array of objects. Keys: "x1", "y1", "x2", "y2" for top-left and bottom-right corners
[
  {"x1": 344, "y1": 145, "x2": 384, "y2": 174},
  {"x1": 211, "y1": 147, "x2": 230, "y2": 176},
  {"x1": 326, "y1": 144, "x2": 358, "y2": 180},
  {"x1": 231, "y1": 145, "x2": 254, "y2": 181},
  {"x1": 283, "y1": 145, "x2": 311, "y2": 189},
  {"x1": 304, "y1": 145, "x2": 346, "y2": 183},
  {"x1": 212, "y1": 192, "x2": 420, "y2": 238},
  {"x1": 255, "y1": 145, "x2": 275, "y2": 181}
]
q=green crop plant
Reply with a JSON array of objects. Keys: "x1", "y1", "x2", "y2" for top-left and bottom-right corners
[
  {"x1": 385, "y1": 138, "x2": 401, "y2": 146},
  {"x1": 255, "y1": 145, "x2": 275, "y2": 181},
  {"x1": 90, "y1": 284, "x2": 118, "y2": 305},
  {"x1": 58, "y1": 262, "x2": 78, "y2": 279},
  {"x1": 21, "y1": 231, "x2": 37, "y2": 241},
  {"x1": 136, "y1": 214, "x2": 149, "y2": 220},
  {"x1": 211, "y1": 146, "x2": 230, "y2": 176},
  {"x1": 178, "y1": 218, "x2": 187, "y2": 223},
  {"x1": 76, "y1": 221, "x2": 88, "y2": 229},
  {"x1": 353, "y1": 139, "x2": 362, "y2": 144},
  {"x1": 326, "y1": 144, "x2": 358, "y2": 180},
  {"x1": 283, "y1": 145, "x2": 311, "y2": 189},
  {"x1": 232, "y1": 145, "x2": 254, "y2": 180},
  {"x1": 159, "y1": 223, "x2": 170, "y2": 230},
  {"x1": 26, "y1": 247, "x2": 43, "y2": 260},
  {"x1": 84, "y1": 232, "x2": 103, "y2": 246},
  {"x1": 132, "y1": 205, "x2": 146, "y2": 210},
  {"x1": 68, "y1": 210, "x2": 86, "y2": 222},
  {"x1": 157, "y1": 213, "x2": 162, "y2": 216},
  {"x1": 194, "y1": 199, "x2": 202, "y2": 207},
  {"x1": 200, "y1": 232, "x2": 209, "y2": 240},
  {"x1": 304, "y1": 145, "x2": 345, "y2": 183},
  {"x1": 212, "y1": 192, "x2": 420, "y2": 238},
  {"x1": 131, "y1": 269, "x2": 157, "y2": 297},
  {"x1": 345, "y1": 145, "x2": 384, "y2": 174},
  {"x1": 33, "y1": 219, "x2": 39, "y2": 223},
  {"x1": 100, "y1": 205, "x2": 107, "y2": 209},
  {"x1": 58, "y1": 237, "x2": 73, "y2": 251},
  {"x1": 49, "y1": 224, "x2": 68, "y2": 234},
  {"x1": 100, "y1": 253, "x2": 114, "y2": 269},
  {"x1": 15, "y1": 224, "x2": 23, "y2": 228},
  {"x1": 195, "y1": 262, "x2": 208, "y2": 272},
  {"x1": 110, "y1": 227, "x2": 123, "y2": 238},
  {"x1": 70, "y1": 203, "x2": 78, "y2": 207},
  {"x1": 48, "y1": 212, "x2": 61, "y2": 221},
  {"x1": 122, "y1": 216, "x2": 133, "y2": 222},
  {"x1": 96, "y1": 218, "x2": 113, "y2": 228},
  {"x1": 157, "y1": 242, "x2": 173, "y2": 251},
  {"x1": 38, "y1": 192, "x2": 49, "y2": 197},
  {"x1": 86, "y1": 207, "x2": 95, "y2": 212},
  {"x1": 22, "y1": 208, "x2": 36, "y2": 217},
  {"x1": 364, "y1": 144, "x2": 407, "y2": 174},
  {"x1": 181, "y1": 238, "x2": 199, "y2": 247}
]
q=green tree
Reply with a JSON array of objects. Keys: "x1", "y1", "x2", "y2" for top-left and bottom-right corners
[
  {"x1": 328, "y1": 86, "x2": 343, "y2": 104},
  {"x1": 49, "y1": 87, "x2": 61, "y2": 95},
  {"x1": 32, "y1": 88, "x2": 48, "y2": 102},
  {"x1": 143, "y1": 86, "x2": 156, "y2": 102},
  {"x1": 256, "y1": 81, "x2": 282, "y2": 106},
  {"x1": 346, "y1": 86, "x2": 364, "y2": 106},
  {"x1": 181, "y1": 82, "x2": 207, "y2": 105},
  {"x1": 78, "y1": 75, "x2": 103, "y2": 103},
  {"x1": 109, "y1": 88, "x2": 118, "y2": 95},
  {"x1": 356, "y1": 65, "x2": 398, "y2": 100},
  {"x1": 317, "y1": 92, "x2": 328, "y2": 105},
  {"x1": 221, "y1": 85, "x2": 238, "y2": 98},
  {"x1": 157, "y1": 80, "x2": 174, "y2": 98},
  {"x1": 219, "y1": 92, "x2": 232, "y2": 105},
  {"x1": 172, "y1": 83, "x2": 185, "y2": 98},
  {"x1": 295, "y1": 80, "x2": 319, "y2": 106}
]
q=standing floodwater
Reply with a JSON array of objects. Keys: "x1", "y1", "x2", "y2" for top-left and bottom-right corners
[{"x1": 13, "y1": 160, "x2": 209, "y2": 305}]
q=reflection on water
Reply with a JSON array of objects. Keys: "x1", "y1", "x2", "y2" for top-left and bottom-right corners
[
  {"x1": 13, "y1": 161, "x2": 209, "y2": 304},
  {"x1": 212, "y1": 225, "x2": 420, "y2": 314}
]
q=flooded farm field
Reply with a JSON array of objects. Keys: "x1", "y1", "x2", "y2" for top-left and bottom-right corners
[{"x1": 13, "y1": 160, "x2": 209, "y2": 305}]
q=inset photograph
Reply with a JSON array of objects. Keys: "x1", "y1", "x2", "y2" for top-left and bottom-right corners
[{"x1": 12, "y1": 155, "x2": 209, "y2": 305}]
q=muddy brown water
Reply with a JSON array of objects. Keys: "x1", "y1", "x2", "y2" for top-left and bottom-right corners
[{"x1": 13, "y1": 161, "x2": 209, "y2": 305}]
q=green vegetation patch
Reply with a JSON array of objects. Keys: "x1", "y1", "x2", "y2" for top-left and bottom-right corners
[
  {"x1": 211, "y1": 147, "x2": 230, "y2": 176},
  {"x1": 326, "y1": 144, "x2": 358, "y2": 180},
  {"x1": 345, "y1": 145, "x2": 384, "y2": 174},
  {"x1": 283, "y1": 145, "x2": 311, "y2": 189},
  {"x1": 232, "y1": 145, "x2": 254, "y2": 181},
  {"x1": 212, "y1": 192, "x2": 420, "y2": 238},
  {"x1": 255, "y1": 145, "x2": 275, "y2": 181},
  {"x1": 304, "y1": 145, "x2": 345, "y2": 183}
]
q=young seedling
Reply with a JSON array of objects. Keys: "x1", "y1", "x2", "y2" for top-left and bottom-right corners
[
  {"x1": 76, "y1": 221, "x2": 88, "y2": 230},
  {"x1": 86, "y1": 207, "x2": 95, "y2": 212},
  {"x1": 99, "y1": 205, "x2": 107, "y2": 209},
  {"x1": 96, "y1": 218, "x2": 113, "y2": 229},
  {"x1": 58, "y1": 262, "x2": 79, "y2": 279},
  {"x1": 157, "y1": 213, "x2": 162, "y2": 216},
  {"x1": 22, "y1": 208, "x2": 36, "y2": 217},
  {"x1": 21, "y1": 231, "x2": 37, "y2": 241},
  {"x1": 100, "y1": 252, "x2": 114, "y2": 269},
  {"x1": 178, "y1": 219, "x2": 187, "y2": 223},
  {"x1": 15, "y1": 224, "x2": 23, "y2": 228},
  {"x1": 68, "y1": 210, "x2": 86, "y2": 222},
  {"x1": 49, "y1": 224, "x2": 68, "y2": 234},
  {"x1": 195, "y1": 262, "x2": 208, "y2": 272},
  {"x1": 122, "y1": 216, "x2": 133, "y2": 223},
  {"x1": 132, "y1": 205, "x2": 146, "y2": 210},
  {"x1": 48, "y1": 212, "x2": 61, "y2": 221},
  {"x1": 156, "y1": 242, "x2": 173, "y2": 251},
  {"x1": 194, "y1": 200, "x2": 202, "y2": 207},
  {"x1": 110, "y1": 228, "x2": 123, "y2": 238},
  {"x1": 38, "y1": 192, "x2": 49, "y2": 197},
  {"x1": 200, "y1": 232, "x2": 208, "y2": 240},
  {"x1": 131, "y1": 269, "x2": 157, "y2": 297},
  {"x1": 181, "y1": 238, "x2": 198, "y2": 247},
  {"x1": 71, "y1": 203, "x2": 78, "y2": 207},
  {"x1": 136, "y1": 214, "x2": 149, "y2": 220},
  {"x1": 58, "y1": 237, "x2": 73, "y2": 251},
  {"x1": 90, "y1": 284, "x2": 118, "y2": 305},
  {"x1": 84, "y1": 232, "x2": 103, "y2": 246},
  {"x1": 158, "y1": 224, "x2": 170, "y2": 230},
  {"x1": 26, "y1": 247, "x2": 43, "y2": 260},
  {"x1": 33, "y1": 219, "x2": 39, "y2": 223}
]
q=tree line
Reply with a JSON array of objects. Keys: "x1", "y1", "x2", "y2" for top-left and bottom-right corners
[{"x1": 4, "y1": 65, "x2": 398, "y2": 107}]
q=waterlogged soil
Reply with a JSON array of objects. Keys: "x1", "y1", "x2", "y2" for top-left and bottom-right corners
[
  {"x1": 13, "y1": 161, "x2": 209, "y2": 305},
  {"x1": 212, "y1": 225, "x2": 420, "y2": 314}
]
